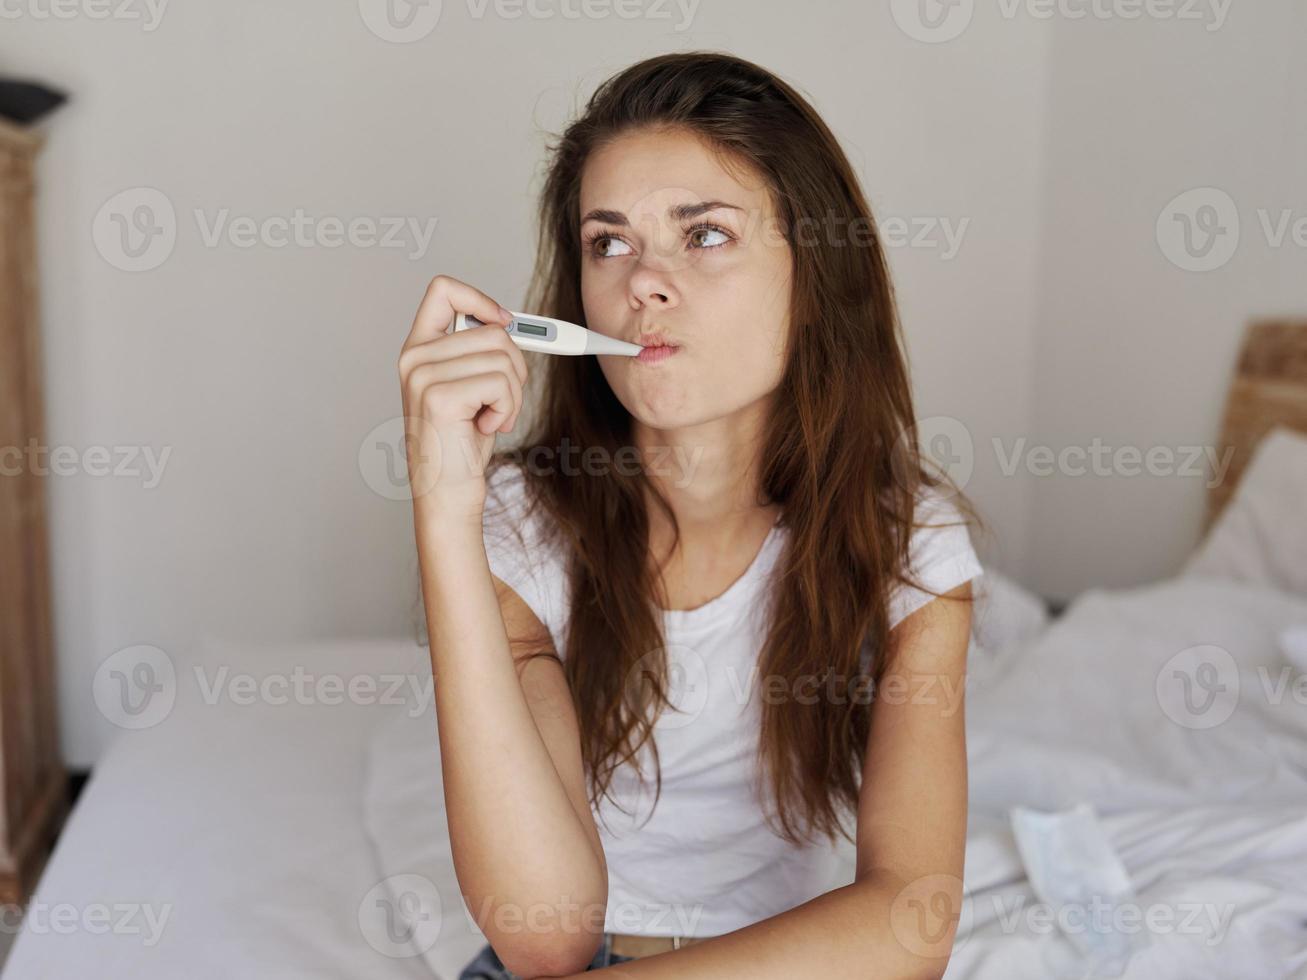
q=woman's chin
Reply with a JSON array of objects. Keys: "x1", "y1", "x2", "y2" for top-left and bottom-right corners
[
  {"x1": 628, "y1": 396, "x2": 721, "y2": 434},
  {"x1": 619, "y1": 393, "x2": 688, "y2": 429},
  {"x1": 607, "y1": 376, "x2": 691, "y2": 425}
]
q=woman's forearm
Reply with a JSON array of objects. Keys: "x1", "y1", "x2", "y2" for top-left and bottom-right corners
[
  {"x1": 563, "y1": 873, "x2": 956, "y2": 980},
  {"x1": 417, "y1": 511, "x2": 607, "y2": 975}
]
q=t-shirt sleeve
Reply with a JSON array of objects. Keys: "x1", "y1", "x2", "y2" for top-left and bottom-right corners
[
  {"x1": 887, "y1": 486, "x2": 984, "y2": 631},
  {"x1": 481, "y1": 463, "x2": 563, "y2": 649}
]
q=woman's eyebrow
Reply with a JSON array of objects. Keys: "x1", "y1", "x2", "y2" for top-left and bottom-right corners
[{"x1": 580, "y1": 200, "x2": 744, "y2": 226}]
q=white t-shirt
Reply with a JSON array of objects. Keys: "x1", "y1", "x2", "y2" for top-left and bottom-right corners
[{"x1": 480, "y1": 462, "x2": 983, "y2": 938}]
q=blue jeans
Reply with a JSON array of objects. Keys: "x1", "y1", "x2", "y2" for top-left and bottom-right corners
[{"x1": 457, "y1": 933, "x2": 636, "y2": 978}]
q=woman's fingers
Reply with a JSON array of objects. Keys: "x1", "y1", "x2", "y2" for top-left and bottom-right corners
[
  {"x1": 404, "y1": 274, "x2": 512, "y2": 349},
  {"x1": 424, "y1": 371, "x2": 516, "y2": 437},
  {"x1": 405, "y1": 350, "x2": 524, "y2": 432},
  {"x1": 399, "y1": 323, "x2": 528, "y2": 391},
  {"x1": 395, "y1": 274, "x2": 530, "y2": 508}
]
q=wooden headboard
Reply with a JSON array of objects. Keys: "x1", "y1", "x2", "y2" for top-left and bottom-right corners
[{"x1": 1206, "y1": 319, "x2": 1307, "y2": 531}]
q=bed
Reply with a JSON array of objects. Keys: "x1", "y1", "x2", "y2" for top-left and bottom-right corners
[
  {"x1": 5, "y1": 321, "x2": 1306, "y2": 979},
  {"x1": 0, "y1": 636, "x2": 438, "y2": 980},
  {"x1": 945, "y1": 320, "x2": 1307, "y2": 979}
]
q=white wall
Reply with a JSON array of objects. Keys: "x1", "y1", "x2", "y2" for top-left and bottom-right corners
[
  {"x1": 1028, "y1": 1, "x2": 1307, "y2": 599},
  {"x1": 8, "y1": 1, "x2": 1047, "y2": 766}
]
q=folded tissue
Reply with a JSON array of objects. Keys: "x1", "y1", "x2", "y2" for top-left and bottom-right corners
[{"x1": 1009, "y1": 803, "x2": 1150, "y2": 978}]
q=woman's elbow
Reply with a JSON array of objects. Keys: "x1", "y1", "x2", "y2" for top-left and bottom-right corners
[{"x1": 497, "y1": 931, "x2": 602, "y2": 979}]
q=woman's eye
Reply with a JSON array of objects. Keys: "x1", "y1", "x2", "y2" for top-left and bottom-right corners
[
  {"x1": 689, "y1": 226, "x2": 730, "y2": 249},
  {"x1": 593, "y1": 235, "x2": 633, "y2": 257}
]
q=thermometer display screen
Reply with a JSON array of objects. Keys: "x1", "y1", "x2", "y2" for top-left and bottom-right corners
[{"x1": 514, "y1": 321, "x2": 549, "y2": 338}]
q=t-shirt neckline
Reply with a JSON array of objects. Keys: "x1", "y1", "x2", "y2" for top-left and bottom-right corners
[{"x1": 659, "y1": 518, "x2": 786, "y2": 630}]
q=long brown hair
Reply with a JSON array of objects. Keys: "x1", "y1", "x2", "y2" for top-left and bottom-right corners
[{"x1": 484, "y1": 51, "x2": 984, "y2": 848}]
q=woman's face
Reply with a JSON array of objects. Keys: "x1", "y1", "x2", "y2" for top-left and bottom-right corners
[{"x1": 579, "y1": 126, "x2": 793, "y2": 432}]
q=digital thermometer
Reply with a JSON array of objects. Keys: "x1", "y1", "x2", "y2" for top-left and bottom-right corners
[{"x1": 448, "y1": 311, "x2": 643, "y2": 357}]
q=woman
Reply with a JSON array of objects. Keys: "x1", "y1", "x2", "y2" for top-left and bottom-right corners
[{"x1": 398, "y1": 51, "x2": 985, "y2": 979}]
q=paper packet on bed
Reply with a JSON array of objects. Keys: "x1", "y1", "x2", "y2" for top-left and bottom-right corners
[{"x1": 1009, "y1": 802, "x2": 1150, "y2": 977}]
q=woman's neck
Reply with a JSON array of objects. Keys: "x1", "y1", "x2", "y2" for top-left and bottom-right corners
[{"x1": 632, "y1": 400, "x2": 775, "y2": 541}]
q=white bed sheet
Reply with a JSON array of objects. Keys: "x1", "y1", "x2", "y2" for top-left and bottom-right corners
[
  {"x1": 949, "y1": 576, "x2": 1307, "y2": 978},
  {"x1": 2, "y1": 635, "x2": 436, "y2": 980}
]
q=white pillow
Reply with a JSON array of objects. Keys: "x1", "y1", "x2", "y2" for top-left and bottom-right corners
[
  {"x1": 1182, "y1": 426, "x2": 1307, "y2": 598},
  {"x1": 969, "y1": 568, "x2": 1051, "y2": 654},
  {"x1": 361, "y1": 650, "x2": 488, "y2": 980}
]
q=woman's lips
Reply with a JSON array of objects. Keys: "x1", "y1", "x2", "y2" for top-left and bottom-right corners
[{"x1": 636, "y1": 344, "x2": 681, "y2": 365}]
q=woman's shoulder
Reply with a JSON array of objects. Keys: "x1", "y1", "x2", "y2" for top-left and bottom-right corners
[
  {"x1": 481, "y1": 459, "x2": 555, "y2": 554},
  {"x1": 910, "y1": 480, "x2": 971, "y2": 530},
  {"x1": 484, "y1": 456, "x2": 528, "y2": 505},
  {"x1": 482, "y1": 459, "x2": 545, "y2": 538},
  {"x1": 480, "y1": 458, "x2": 569, "y2": 646},
  {"x1": 888, "y1": 481, "x2": 984, "y2": 630}
]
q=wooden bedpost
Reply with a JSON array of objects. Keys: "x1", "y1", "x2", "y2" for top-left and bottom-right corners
[
  {"x1": 0, "y1": 115, "x2": 69, "y2": 907},
  {"x1": 1207, "y1": 320, "x2": 1307, "y2": 533}
]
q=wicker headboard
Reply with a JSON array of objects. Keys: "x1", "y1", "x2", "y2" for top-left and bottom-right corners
[{"x1": 1206, "y1": 319, "x2": 1307, "y2": 531}]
